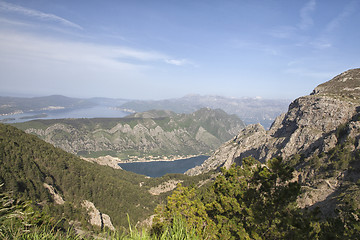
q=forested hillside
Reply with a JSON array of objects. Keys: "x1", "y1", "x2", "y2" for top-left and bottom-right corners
[{"x1": 0, "y1": 123, "x2": 211, "y2": 232}]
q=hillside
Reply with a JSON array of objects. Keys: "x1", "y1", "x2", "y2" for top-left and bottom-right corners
[
  {"x1": 0, "y1": 123, "x2": 212, "y2": 231},
  {"x1": 13, "y1": 108, "x2": 245, "y2": 159},
  {"x1": 186, "y1": 68, "x2": 360, "y2": 216}
]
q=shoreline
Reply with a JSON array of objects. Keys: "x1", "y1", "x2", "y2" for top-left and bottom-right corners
[{"x1": 81, "y1": 154, "x2": 207, "y2": 170}]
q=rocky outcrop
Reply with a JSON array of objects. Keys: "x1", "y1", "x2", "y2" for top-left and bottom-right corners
[
  {"x1": 148, "y1": 179, "x2": 183, "y2": 195},
  {"x1": 43, "y1": 183, "x2": 65, "y2": 205},
  {"x1": 81, "y1": 200, "x2": 115, "y2": 231},
  {"x1": 81, "y1": 156, "x2": 122, "y2": 169},
  {"x1": 186, "y1": 69, "x2": 360, "y2": 176}
]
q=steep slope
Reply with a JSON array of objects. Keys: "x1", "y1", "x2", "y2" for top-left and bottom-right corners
[
  {"x1": 186, "y1": 68, "x2": 360, "y2": 216},
  {"x1": 0, "y1": 123, "x2": 214, "y2": 230},
  {"x1": 13, "y1": 108, "x2": 245, "y2": 158},
  {"x1": 0, "y1": 123, "x2": 159, "y2": 228},
  {"x1": 187, "y1": 68, "x2": 360, "y2": 175}
]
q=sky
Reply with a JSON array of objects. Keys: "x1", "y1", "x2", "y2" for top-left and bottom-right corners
[{"x1": 0, "y1": 0, "x2": 359, "y2": 100}]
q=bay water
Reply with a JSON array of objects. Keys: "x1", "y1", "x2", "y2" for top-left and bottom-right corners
[{"x1": 119, "y1": 155, "x2": 208, "y2": 177}]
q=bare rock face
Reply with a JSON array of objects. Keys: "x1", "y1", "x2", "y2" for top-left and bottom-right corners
[
  {"x1": 82, "y1": 200, "x2": 115, "y2": 231},
  {"x1": 186, "y1": 68, "x2": 360, "y2": 176},
  {"x1": 148, "y1": 179, "x2": 183, "y2": 195},
  {"x1": 43, "y1": 183, "x2": 65, "y2": 205},
  {"x1": 81, "y1": 155, "x2": 122, "y2": 169}
]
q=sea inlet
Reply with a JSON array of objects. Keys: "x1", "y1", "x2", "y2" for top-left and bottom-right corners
[{"x1": 118, "y1": 155, "x2": 208, "y2": 178}]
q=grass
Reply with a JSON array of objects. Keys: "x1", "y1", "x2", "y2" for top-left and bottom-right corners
[
  {"x1": 1, "y1": 214, "x2": 199, "y2": 240},
  {"x1": 1, "y1": 184, "x2": 200, "y2": 240}
]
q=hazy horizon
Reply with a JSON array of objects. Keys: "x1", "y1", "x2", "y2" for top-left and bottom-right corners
[{"x1": 0, "y1": 92, "x2": 293, "y2": 101}]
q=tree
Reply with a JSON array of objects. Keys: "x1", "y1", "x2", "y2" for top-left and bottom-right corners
[
  {"x1": 153, "y1": 157, "x2": 307, "y2": 239},
  {"x1": 153, "y1": 184, "x2": 216, "y2": 239}
]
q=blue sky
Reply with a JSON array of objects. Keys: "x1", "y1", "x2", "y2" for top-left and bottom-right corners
[{"x1": 0, "y1": 0, "x2": 359, "y2": 100}]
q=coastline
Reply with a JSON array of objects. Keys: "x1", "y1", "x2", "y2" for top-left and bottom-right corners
[{"x1": 81, "y1": 154, "x2": 205, "y2": 170}]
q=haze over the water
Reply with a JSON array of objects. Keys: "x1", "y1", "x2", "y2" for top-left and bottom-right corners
[{"x1": 0, "y1": 0, "x2": 359, "y2": 100}]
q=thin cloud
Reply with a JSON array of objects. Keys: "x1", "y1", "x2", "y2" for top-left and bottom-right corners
[
  {"x1": 298, "y1": 0, "x2": 316, "y2": 30},
  {"x1": 0, "y1": 31, "x2": 190, "y2": 70},
  {"x1": 230, "y1": 39, "x2": 280, "y2": 56},
  {"x1": 268, "y1": 26, "x2": 297, "y2": 39},
  {"x1": 309, "y1": 1, "x2": 358, "y2": 50},
  {"x1": 0, "y1": 1, "x2": 82, "y2": 30},
  {"x1": 165, "y1": 58, "x2": 193, "y2": 66},
  {"x1": 325, "y1": 0, "x2": 358, "y2": 33},
  {"x1": 310, "y1": 40, "x2": 332, "y2": 49}
]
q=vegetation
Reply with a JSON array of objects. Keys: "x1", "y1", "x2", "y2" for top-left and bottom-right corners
[
  {"x1": 0, "y1": 123, "x2": 160, "y2": 229},
  {"x1": 154, "y1": 157, "x2": 302, "y2": 239},
  {"x1": 2, "y1": 108, "x2": 360, "y2": 238},
  {"x1": 0, "y1": 183, "x2": 80, "y2": 239},
  {"x1": 153, "y1": 156, "x2": 360, "y2": 239},
  {"x1": 0, "y1": 123, "x2": 216, "y2": 237}
]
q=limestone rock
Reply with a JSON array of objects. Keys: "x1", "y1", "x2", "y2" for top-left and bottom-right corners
[
  {"x1": 43, "y1": 183, "x2": 65, "y2": 205},
  {"x1": 148, "y1": 179, "x2": 183, "y2": 195},
  {"x1": 82, "y1": 200, "x2": 115, "y2": 231},
  {"x1": 186, "y1": 69, "x2": 360, "y2": 176},
  {"x1": 81, "y1": 155, "x2": 122, "y2": 169}
]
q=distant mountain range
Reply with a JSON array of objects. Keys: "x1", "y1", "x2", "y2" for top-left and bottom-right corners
[
  {"x1": 118, "y1": 95, "x2": 291, "y2": 128},
  {"x1": 0, "y1": 94, "x2": 290, "y2": 128},
  {"x1": 13, "y1": 108, "x2": 245, "y2": 158},
  {"x1": 0, "y1": 95, "x2": 93, "y2": 115},
  {"x1": 0, "y1": 95, "x2": 128, "y2": 116}
]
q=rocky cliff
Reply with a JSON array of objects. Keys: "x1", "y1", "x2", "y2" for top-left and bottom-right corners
[
  {"x1": 186, "y1": 68, "x2": 360, "y2": 215},
  {"x1": 186, "y1": 69, "x2": 360, "y2": 176},
  {"x1": 13, "y1": 108, "x2": 245, "y2": 158}
]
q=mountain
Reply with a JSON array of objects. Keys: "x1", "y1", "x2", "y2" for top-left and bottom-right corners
[
  {"x1": 186, "y1": 68, "x2": 360, "y2": 215},
  {"x1": 1, "y1": 94, "x2": 289, "y2": 129},
  {"x1": 119, "y1": 95, "x2": 290, "y2": 129},
  {"x1": 13, "y1": 108, "x2": 245, "y2": 158}
]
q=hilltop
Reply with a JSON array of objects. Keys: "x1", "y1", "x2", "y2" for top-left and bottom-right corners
[{"x1": 312, "y1": 68, "x2": 360, "y2": 97}]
